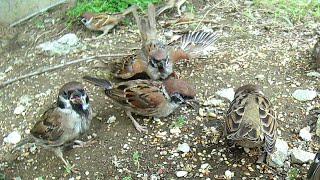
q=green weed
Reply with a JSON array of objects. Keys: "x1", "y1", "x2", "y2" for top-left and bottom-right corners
[
  {"x1": 122, "y1": 176, "x2": 132, "y2": 180},
  {"x1": 170, "y1": 116, "x2": 186, "y2": 128},
  {"x1": 287, "y1": 168, "x2": 299, "y2": 180},
  {"x1": 252, "y1": 0, "x2": 320, "y2": 25}
]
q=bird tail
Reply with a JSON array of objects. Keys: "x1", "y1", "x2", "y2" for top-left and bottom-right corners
[
  {"x1": 133, "y1": 3, "x2": 157, "y2": 42},
  {"x1": 83, "y1": 76, "x2": 113, "y2": 89},
  {"x1": 121, "y1": 4, "x2": 138, "y2": 16},
  {"x1": 180, "y1": 31, "x2": 219, "y2": 54},
  {"x1": 5, "y1": 136, "x2": 35, "y2": 162}
]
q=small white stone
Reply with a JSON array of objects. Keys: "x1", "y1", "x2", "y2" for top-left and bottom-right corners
[
  {"x1": 4, "y1": 131, "x2": 21, "y2": 144},
  {"x1": 267, "y1": 139, "x2": 289, "y2": 167},
  {"x1": 225, "y1": 170, "x2": 232, "y2": 178},
  {"x1": 203, "y1": 98, "x2": 224, "y2": 106},
  {"x1": 200, "y1": 163, "x2": 209, "y2": 169},
  {"x1": 85, "y1": 171, "x2": 89, "y2": 175},
  {"x1": 255, "y1": 74, "x2": 265, "y2": 80},
  {"x1": 292, "y1": 89, "x2": 317, "y2": 101},
  {"x1": 299, "y1": 126, "x2": 312, "y2": 141},
  {"x1": 170, "y1": 128, "x2": 181, "y2": 134},
  {"x1": 107, "y1": 116, "x2": 116, "y2": 124},
  {"x1": 306, "y1": 71, "x2": 320, "y2": 78},
  {"x1": 14, "y1": 105, "x2": 25, "y2": 115},
  {"x1": 176, "y1": 171, "x2": 188, "y2": 177},
  {"x1": 215, "y1": 88, "x2": 235, "y2": 102},
  {"x1": 177, "y1": 143, "x2": 190, "y2": 153},
  {"x1": 5, "y1": 66, "x2": 13, "y2": 73},
  {"x1": 290, "y1": 148, "x2": 315, "y2": 164},
  {"x1": 123, "y1": 144, "x2": 129, "y2": 149},
  {"x1": 316, "y1": 114, "x2": 320, "y2": 136}
]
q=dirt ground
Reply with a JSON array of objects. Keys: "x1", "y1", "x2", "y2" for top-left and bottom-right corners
[{"x1": 0, "y1": 0, "x2": 320, "y2": 179}]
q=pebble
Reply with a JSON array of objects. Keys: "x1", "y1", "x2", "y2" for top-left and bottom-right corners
[
  {"x1": 267, "y1": 139, "x2": 289, "y2": 167},
  {"x1": 306, "y1": 71, "x2": 320, "y2": 78},
  {"x1": 292, "y1": 89, "x2": 317, "y2": 101},
  {"x1": 107, "y1": 116, "x2": 116, "y2": 124},
  {"x1": 4, "y1": 131, "x2": 21, "y2": 144},
  {"x1": 176, "y1": 171, "x2": 188, "y2": 177},
  {"x1": 215, "y1": 88, "x2": 235, "y2": 102},
  {"x1": 317, "y1": 114, "x2": 320, "y2": 136},
  {"x1": 177, "y1": 143, "x2": 190, "y2": 153},
  {"x1": 203, "y1": 99, "x2": 224, "y2": 106},
  {"x1": 225, "y1": 170, "x2": 232, "y2": 179},
  {"x1": 290, "y1": 148, "x2": 315, "y2": 164},
  {"x1": 14, "y1": 105, "x2": 25, "y2": 115},
  {"x1": 170, "y1": 128, "x2": 181, "y2": 134},
  {"x1": 200, "y1": 163, "x2": 209, "y2": 169},
  {"x1": 299, "y1": 126, "x2": 312, "y2": 141},
  {"x1": 37, "y1": 33, "x2": 80, "y2": 55}
]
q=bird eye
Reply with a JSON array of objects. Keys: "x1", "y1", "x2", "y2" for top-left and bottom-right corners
[
  {"x1": 149, "y1": 59, "x2": 157, "y2": 68},
  {"x1": 81, "y1": 18, "x2": 87, "y2": 24},
  {"x1": 63, "y1": 91, "x2": 68, "y2": 97}
]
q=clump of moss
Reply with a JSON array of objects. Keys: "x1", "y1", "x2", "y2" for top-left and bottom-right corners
[{"x1": 66, "y1": 0, "x2": 160, "y2": 26}]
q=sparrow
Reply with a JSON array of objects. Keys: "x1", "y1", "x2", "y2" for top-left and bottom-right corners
[
  {"x1": 12, "y1": 81, "x2": 93, "y2": 173},
  {"x1": 156, "y1": 0, "x2": 187, "y2": 16},
  {"x1": 83, "y1": 76, "x2": 197, "y2": 133},
  {"x1": 312, "y1": 37, "x2": 320, "y2": 67},
  {"x1": 114, "y1": 3, "x2": 219, "y2": 80},
  {"x1": 224, "y1": 84, "x2": 277, "y2": 154},
  {"x1": 80, "y1": 4, "x2": 138, "y2": 38},
  {"x1": 307, "y1": 152, "x2": 320, "y2": 180}
]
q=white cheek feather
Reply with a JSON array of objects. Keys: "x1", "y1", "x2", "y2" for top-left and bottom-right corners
[{"x1": 59, "y1": 95, "x2": 72, "y2": 109}]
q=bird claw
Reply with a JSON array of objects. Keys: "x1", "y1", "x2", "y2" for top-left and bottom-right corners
[{"x1": 132, "y1": 120, "x2": 148, "y2": 133}]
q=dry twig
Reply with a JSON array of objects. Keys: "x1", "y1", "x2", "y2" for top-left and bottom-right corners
[{"x1": 0, "y1": 53, "x2": 131, "y2": 89}]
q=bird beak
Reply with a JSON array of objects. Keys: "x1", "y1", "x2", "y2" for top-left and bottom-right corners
[{"x1": 70, "y1": 90, "x2": 85, "y2": 105}]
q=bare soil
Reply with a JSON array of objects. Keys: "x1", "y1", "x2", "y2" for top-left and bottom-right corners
[{"x1": 0, "y1": 1, "x2": 319, "y2": 179}]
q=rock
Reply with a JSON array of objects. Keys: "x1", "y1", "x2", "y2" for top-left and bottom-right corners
[
  {"x1": 299, "y1": 126, "x2": 312, "y2": 141},
  {"x1": 200, "y1": 163, "x2": 210, "y2": 169},
  {"x1": 176, "y1": 171, "x2": 188, "y2": 177},
  {"x1": 224, "y1": 170, "x2": 232, "y2": 179},
  {"x1": 255, "y1": 74, "x2": 265, "y2": 81},
  {"x1": 170, "y1": 128, "x2": 181, "y2": 134},
  {"x1": 215, "y1": 88, "x2": 235, "y2": 102},
  {"x1": 292, "y1": 89, "x2": 317, "y2": 101},
  {"x1": 306, "y1": 71, "x2": 320, "y2": 78},
  {"x1": 4, "y1": 131, "x2": 21, "y2": 144},
  {"x1": 290, "y1": 148, "x2": 315, "y2": 164},
  {"x1": 316, "y1": 114, "x2": 320, "y2": 136},
  {"x1": 4, "y1": 66, "x2": 13, "y2": 73},
  {"x1": 14, "y1": 105, "x2": 25, "y2": 115},
  {"x1": 106, "y1": 116, "x2": 116, "y2": 124},
  {"x1": 177, "y1": 143, "x2": 190, "y2": 153},
  {"x1": 267, "y1": 139, "x2": 289, "y2": 167},
  {"x1": 203, "y1": 98, "x2": 224, "y2": 106},
  {"x1": 38, "y1": 33, "x2": 79, "y2": 55}
]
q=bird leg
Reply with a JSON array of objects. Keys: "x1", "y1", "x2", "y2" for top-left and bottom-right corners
[
  {"x1": 54, "y1": 148, "x2": 80, "y2": 174},
  {"x1": 126, "y1": 111, "x2": 148, "y2": 133},
  {"x1": 176, "y1": 0, "x2": 187, "y2": 16}
]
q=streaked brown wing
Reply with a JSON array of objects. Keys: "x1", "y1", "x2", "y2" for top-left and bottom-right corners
[
  {"x1": 107, "y1": 80, "x2": 165, "y2": 110},
  {"x1": 257, "y1": 95, "x2": 277, "y2": 153},
  {"x1": 168, "y1": 47, "x2": 189, "y2": 62},
  {"x1": 93, "y1": 14, "x2": 122, "y2": 28},
  {"x1": 30, "y1": 107, "x2": 64, "y2": 143}
]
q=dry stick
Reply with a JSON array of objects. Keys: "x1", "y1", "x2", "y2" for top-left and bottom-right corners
[
  {"x1": 193, "y1": 1, "x2": 224, "y2": 33},
  {"x1": 0, "y1": 53, "x2": 131, "y2": 89}
]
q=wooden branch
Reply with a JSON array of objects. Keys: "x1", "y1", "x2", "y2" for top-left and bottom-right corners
[{"x1": 0, "y1": 53, "x2": 131, "y2": 89}]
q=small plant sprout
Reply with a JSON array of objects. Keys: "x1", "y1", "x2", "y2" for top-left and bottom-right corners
[
  {"x1": 132, "y1": 150, "x2": 140, "y2": 170},
  {"x1": 171, "y1": 116, "x2": 186, "y2": 128}
]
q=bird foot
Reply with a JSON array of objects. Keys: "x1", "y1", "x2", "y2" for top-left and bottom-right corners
[
  {"x1": 72, "y1": 139, "x2": 98, "y2": 148},
  {"x1": 132, "y1": 120, "x2": 148, "y2": 133}
]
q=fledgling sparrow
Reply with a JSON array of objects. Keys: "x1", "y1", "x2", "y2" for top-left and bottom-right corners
[
  {"x1": 12, "y1": 81, "x2": 93, "y2": 173},
  {"x1": 224, "y1": 84, "x2": 277, "y2": 154},
  {"x1": 312, "y1": 37, "x2": 320, "y2": 67},
  {"x1": 156, "y1": 0, "x2": 187, "y2": 16},
  {"x1": 80, "y1": 4, "x2": 138, "y2": 38},
  {"x1": 114, "y1": 3, "x2": 219, "y2": 80},
  {"x1": 83, "y1": 76, "x2": 197, "y2": 133},
  {"x1": 307, "y1": 152, "x2": 320, "y2": 180}
]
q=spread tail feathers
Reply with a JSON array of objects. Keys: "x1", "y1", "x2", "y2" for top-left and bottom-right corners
[
  {"x1": 83, "y1": 76, "x2": 113, "y2": 89},
  {"x1": 133, "y1": 3, "x2": 157, "y2": 42},
  {"x1": 180, "y1": 31, "x2": 219, "y2": 53}
]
